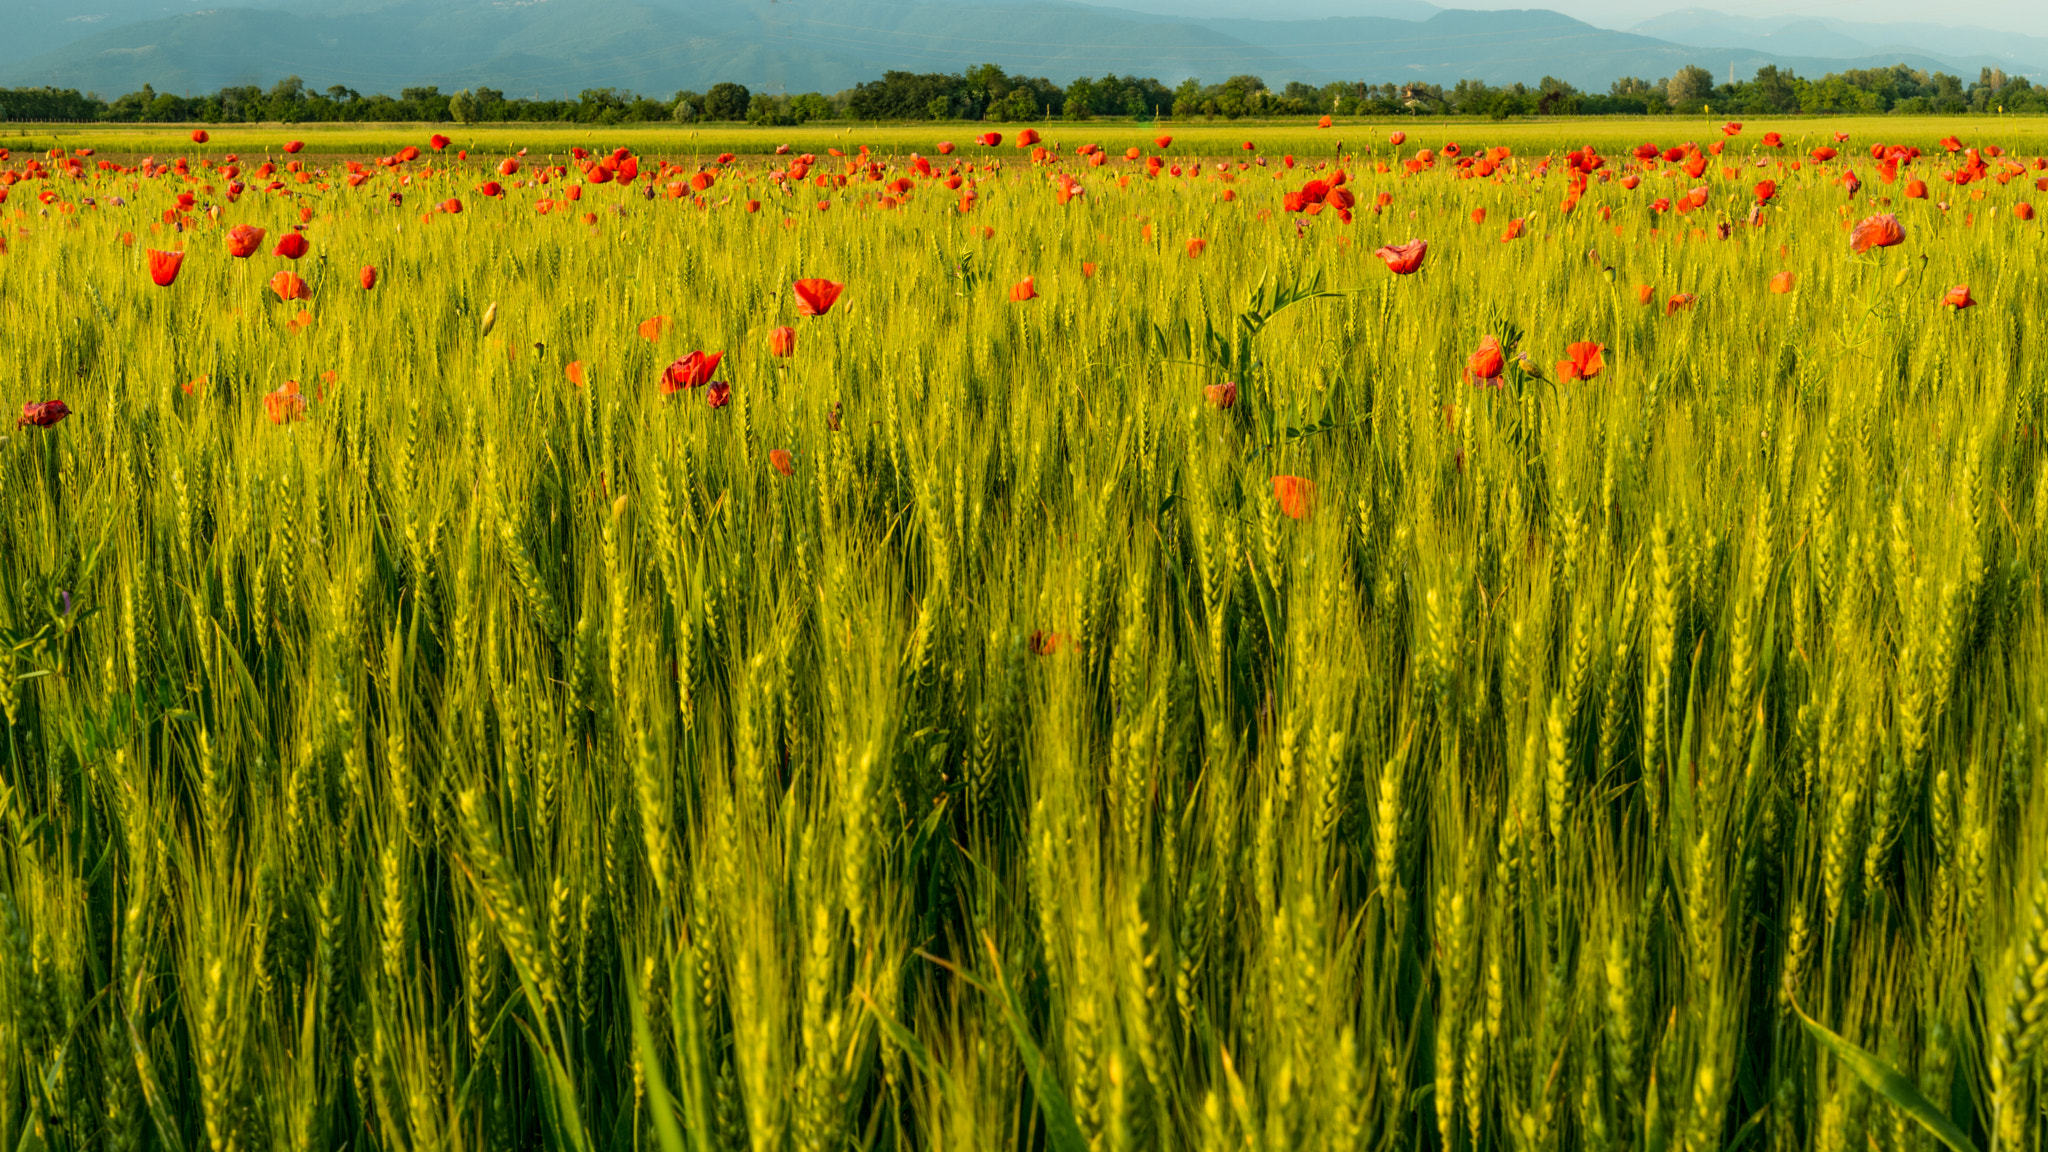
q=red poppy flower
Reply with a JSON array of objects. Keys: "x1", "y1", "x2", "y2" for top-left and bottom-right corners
[
  {"x1": 937, "y1": 141, "x2": 956, "y2": 155},
  {"x1": 1554, "y1": 342, "x2": 1605, "y2": 382},
  {"x1": 1500, "y1": 218, "x2": 1526, "y2": 242},
  {"x1": 1849, "y1": 213, "x2": 1905, "y2": 253},
  {"x1": 1666, "y1": 293, "x2": 1698, "y2": 315},
  {"x1": 1186, "y1": 238, "x2": 1207, "y2": 258},
  {"x1": 1753, "y1": 180, "x2": 1776, "y2": 203},
  {"x1": 430, "y1": 134, "x2": 451, "y2": 151},
  {"x1": 1154, "y1": 134, "x2": 1173, "y2": 149},
  {"x1": 1470, "y1": 207, "x2": 1487, "y2": 224},
  {"x1": 1940, "y1": 135, "x2": 1963, "y2": 153},
  {"x1": 441, "y1": 198, "x2": 463, "y2": 214},
  {"x1": 283, "y1": 140, "x2": 304, "y2": 154},
  {"x1": 977, "y1": 132, "x2": 1002, "y2": 147},
  {"x1": 1009, "y1": 276, "x2": 1038, "y2": 302},
  {"x1": 1942, "y1": 284, "x2": 1975, "y2": 309},
  {"x1": 16, "y1": 400, "x2": 70, "y2": 428},
  {"x1": 1271, "y1": 475, "x2": 1314, "y2": 521},
  {"x1": 769, "y1": 326, "x2": 797, "y2": 357},
  {"x1": 1905, "y1": 179, "x2": 1929, "y2": 199},
  {"x1": 706, "y1": 382, "x2": 731, "y2": 409},
  {"x1": 360, "y1": 265, "x2": 378, "y2": 290},
  {"x1": 1760, "y1": 132, "x2": 1782, "y2": 148},
  {"x1": 1721, "y1": 122, "x2": 1742, "y2": 136},
  {"x1": 1463, "y1": 335, "x2": 1505, "y2": 385},
  {"x1": 1374, "y1": 238, "x2": 1427, "y2": 274},
  {"x1": 638, "y1": 315, "x2": 671, "y2": 341},
  {"x1": 769, "y1": 449, "x2": 795, "y2": 476},
  {"x1": 147, "y1": 249, "x2": 185, "y2": 287},
  {"x1": 793, "y1": 278, "x2": 845, "y2": 316},
  {"x1": 270, "y1": 270, "x2": 310, "y2": 301},
  {"x1": 225, "y1": 224, "x2": 266, "y2": 257},
  {"x1": 663, "y1": 351, "x2": 722, "y2": 393},
  {"x1": 265, "y1": 381, "x2": 308, "y2": 425},
  {"x1": 272, "y1": 233, "x2": 309, "y2": 259},
  {"x1": 1636, "y1": 285, "x2": 1655, "y2": 305},
  {"x1": 1017, "y1": 128, "x2": 1041, "y2": 147},
  {"x1": 1318, "y1": 115, "x2": 1333, "y2": 128},
  {"x1": 1770, "y1": 271, "x2": 1795, "y2": 294},
  {"x1": 191, "y1": 129, "x2": 209, "y2": 144},
  {"x1": 2019, "y1": 203, "x2": 2037, "y2": 222},
  {"x1": 1389, "y1": 131, "x2": 1406, "y2": 146},
  {"x1": 1205, "y1": 381, "x2": 1238, "y2": 409},
  {"x1": 566, "y1": 360, "x2": 586, "y2": 387}
]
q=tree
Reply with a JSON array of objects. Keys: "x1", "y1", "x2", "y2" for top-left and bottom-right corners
[
  {"x1": 703, "y1": 82, "x2": 751, "y2": 121},
  {"x1": 1750, "y1": 65, "x2": 1799, "y2": 113},
  {"x1": 1667, "y1": 65, "x2": 1714, "y2": 108},
  {"x1": 1171, "y1": 77, "x2": 1203, "y2": 118},
  {"x1": 448, "y1": 89, "x2": 476, "y2": 124}
]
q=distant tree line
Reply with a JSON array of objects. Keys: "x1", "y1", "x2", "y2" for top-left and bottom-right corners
[{"x1": 2, "y1": 61, "x2": 2044, "y2": 125}]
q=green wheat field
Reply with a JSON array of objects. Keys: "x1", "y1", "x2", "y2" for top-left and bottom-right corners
[{"x1": 2, "y1": 116, "x2": 2048, "y2": 1151}]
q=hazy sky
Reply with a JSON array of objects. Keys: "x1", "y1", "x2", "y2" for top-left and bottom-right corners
[{"x1": 1450, "y1": 0, "x2": 2048, "y2": 38}]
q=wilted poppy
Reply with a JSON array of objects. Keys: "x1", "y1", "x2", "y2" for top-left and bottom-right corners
[
  {"x1": 793, "y1": 278, "x2": 845, "y2": 316},
  {"x1": 269, "y1": 270, "x2": 310, "y2": 301},
  {"x1": 706, "y1": 382, "x2": 732, "y2": 409},
  {"x1": 272, "y1": 233, "x2": 309, "y2": 259},
  {"x1": 147, "y1": 248, "x2": 185, "y2": 286},
  {"x1": 360, "y1": 265, "x2": 378, "y2": 290},
  {"x1": 769, "y1": 449, "x2": 795, "y2": 476},
  {"x1": 566, "y1": 360, "x2": 586, "y2": 387},
  {"x1": 1849, "y1": 213, "x2": 1905, "y2": 253},
  {"x1": 662, "y1": 351, "x2": 722, "y2": 393},
  {"x1": 226, "y1": 224, "x2": 266, "y2": 257},
  {"x1": 1463, "y1": 335, "x2": 1505, "y2": 385},
  {"x1": 1271, "y1": 475, "x2": 1314, "y2": 521},
  {"x1": 1374, "y1": 238, "x2": 1427, "y2": 274},
  {"x1": 1770, "y1": 271, "x2": 1795, "y2": 293},
  {"x1": 769, "y1": 326, "x2": 797, "y2": 357},
  {"x1": 17, "y1": 400, "x2": 70, "y2": 428},
  {"x1": 638, "y1": 315, "x2": 671, "y2": 341},
  {"x1": 1942, "y1": 284, "x2": 1976, "y2": 309},
  {"x1": 1205, "y1": 381, "x2": 1238, "y2": 409},
  {"x1": 264, "y1": 381, "x2": 308, "y2": 425},
  {"x1": 1009, "y1": 276, "x2": 1038, "y2": 302}
]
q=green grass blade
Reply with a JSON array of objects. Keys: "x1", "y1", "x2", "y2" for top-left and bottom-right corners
[{"x1": 1793, "y1": 1005, "x2": 1979, "y2": 1152}]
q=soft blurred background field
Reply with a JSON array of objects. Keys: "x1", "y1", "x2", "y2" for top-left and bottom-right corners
[
  {"x1": 18, "y1": 114, "x2": 2048, "y2": 159},
  {"x1": 2, "y1": 120, "x2": 2047, "y2": 1151}
]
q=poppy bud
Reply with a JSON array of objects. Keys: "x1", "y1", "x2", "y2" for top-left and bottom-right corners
[
  {"x1": 360, "y1": 265, "x2": 378, "y2": 290},
  {"x1": 480, "y1": 301, "x2": 498, "y2": 336}
]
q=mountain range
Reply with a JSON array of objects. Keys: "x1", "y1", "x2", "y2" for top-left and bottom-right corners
[{"x1": 0, "y1": 0, "x2": 2038, "y2": 101}]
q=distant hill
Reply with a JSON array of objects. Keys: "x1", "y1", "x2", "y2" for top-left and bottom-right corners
[
  {"x1": 1628, "y1": 9, "x2": 2048, "y2": 78},
  {"x1": 0, "y1": 0, "x2": 2038, "y2": 101}
]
